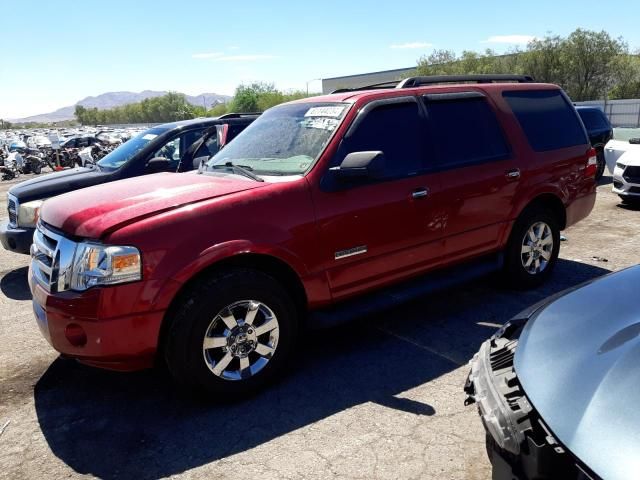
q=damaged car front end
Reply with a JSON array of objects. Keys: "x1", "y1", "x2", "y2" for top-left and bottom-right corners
[
  {"x1": 462, "y1": 264, "x2": 640, "y2": 480},
  {"x1": 465, "y1": 316, "x2": 598, "y2": 480}
]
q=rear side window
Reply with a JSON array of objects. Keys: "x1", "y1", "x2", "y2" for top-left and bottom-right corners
[
  {"x1": 341, "y1": 101, "x2": 423, "y2": 179},
  {"x1": 425, "y1": 97, "x2": 510, "y2": 168},
  {"x1": 578, "y1": 109, "x2": 610, "y2": 130},
  {"x1": 503, "y1": 90, "x2": 588, "y2": 151}
]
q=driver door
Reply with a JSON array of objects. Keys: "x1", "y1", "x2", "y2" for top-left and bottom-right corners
[{"x1": 311, "y1": 98, "x2": 444, "y2": 300}]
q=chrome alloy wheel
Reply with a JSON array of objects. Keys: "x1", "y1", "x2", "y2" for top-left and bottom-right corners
[
  {"x1": 202, "y1": 300, "x2": 280, "y2": 381},
  {"x1": 521, "y1": 221, "x2": 554, "y2": 275}
]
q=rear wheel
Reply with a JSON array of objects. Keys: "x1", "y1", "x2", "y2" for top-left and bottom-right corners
[
  {"x1": 503, "y1": 208, "x2": 560, "y2": 289},
  {"x1": 164, "y1": 268, "x2": 298, "y2": 398}
]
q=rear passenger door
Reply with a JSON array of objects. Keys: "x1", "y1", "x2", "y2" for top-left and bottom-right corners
[{"x1": 423, "y1": 92, "x2": 518, "y2": 259}]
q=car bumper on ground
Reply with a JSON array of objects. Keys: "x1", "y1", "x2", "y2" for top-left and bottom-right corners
[
  {"x1": 465, "y1": 316, "x2": 598, "y2": 480},
  {"x1": 0, "y1": 220, "x2": 34, "y2": 254},
  {"x1": 28, "y1": 267, "x2": 165, "y2": 371}
]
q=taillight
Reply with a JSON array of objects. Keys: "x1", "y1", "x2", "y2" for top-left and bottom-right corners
[{"x1": 585, "y1": 148, "x2": 598, "y2": 178}]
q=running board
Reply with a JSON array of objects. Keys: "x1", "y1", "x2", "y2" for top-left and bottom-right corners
[{"x1": 309, "y1": 253, "x2": 504, "y2": 328}]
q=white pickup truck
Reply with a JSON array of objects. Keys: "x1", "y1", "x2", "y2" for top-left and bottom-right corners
[{"x1": 606, "y1": 136, "x2": 640, "y2": 204}]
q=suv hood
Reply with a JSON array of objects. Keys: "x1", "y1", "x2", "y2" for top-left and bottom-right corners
[
  {"x1": 40, "y1": 172, "x2": 266, "y2": 238},
  {"x1": 9, "y1": 166, "x2": 110, "y2": 203},
  {"x1": 514, "y1": 266, "x2": 640, "y2": 480}
]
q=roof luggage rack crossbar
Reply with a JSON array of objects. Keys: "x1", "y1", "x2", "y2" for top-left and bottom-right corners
[
  {"x1": 218, "y1": 112, "x2": 261, "y2": 119},
  {"x1": 397, "y1": 74, "x2": 534, "y2": 88}
]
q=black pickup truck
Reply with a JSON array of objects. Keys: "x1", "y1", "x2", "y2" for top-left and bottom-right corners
[{"x1": 1, "y1": 114, "x2": 257, "y2": 254}]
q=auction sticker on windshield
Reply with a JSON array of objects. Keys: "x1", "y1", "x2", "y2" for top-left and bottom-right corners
[{"x1": 304, "y1": 106, "x2": 346, "y2": 118}]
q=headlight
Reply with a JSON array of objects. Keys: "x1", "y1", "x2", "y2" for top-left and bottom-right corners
[
  {"x1": 17, "y1": 200, "x2": 44, "y2": 228},
  {"x1": 70, "y1": 243, "x2": 142, "y2": 291}
]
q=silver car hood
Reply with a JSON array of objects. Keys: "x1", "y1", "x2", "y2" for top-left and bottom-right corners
[{"x1": 515, "y1": 265, "x2": 640, "y2": 480}]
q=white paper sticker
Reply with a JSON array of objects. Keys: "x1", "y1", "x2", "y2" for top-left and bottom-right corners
[
  {"x1": 301, "y1": 117, "x2": 339, "y2": 131},
  {"x1": 304, "y1": 106, "x2": 345, "y2": 118},
  {"x1": 142, "y1": 133, "x2": 158, "y2": 140}
]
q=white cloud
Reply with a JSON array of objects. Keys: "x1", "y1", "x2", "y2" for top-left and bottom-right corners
[
  {"x1": 390, "y1": 42, "x2": 433, "y2": 49},
  {"x1": 213, "y1": 54, "x2": 277, "y2": 62},
  {"x1": 481, "y1": 35, "x2": 536, "y2": 45},
  {"x1": 192, "y1": 52, "x2": 276, "y2": 62},
  {"x1": 191, "y1": 52, "x2": 224, "y2": 59}
]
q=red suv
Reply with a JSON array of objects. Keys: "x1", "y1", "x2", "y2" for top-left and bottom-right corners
[{"x1": 29, "y1": 75, "x2": 597, "y2": 396}]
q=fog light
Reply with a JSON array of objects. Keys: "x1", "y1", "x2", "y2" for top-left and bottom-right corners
[{"x1": 65, "y1": 324, "x2": 87, "y2": 347}]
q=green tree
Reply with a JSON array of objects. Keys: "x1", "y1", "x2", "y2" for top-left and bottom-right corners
[
  {"x1": 561, "y1": 29, "x2": 627, "y2": 101},
  {"x1": 520, "y1": 35, "x2": 565, "y2": 83},
  {"x1": 414, "y1": 28, "x2": 639, "y2": 101}
]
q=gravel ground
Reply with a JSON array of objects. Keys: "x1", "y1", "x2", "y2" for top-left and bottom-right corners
[{"x1": 0, "y1": 174, "x2": 638, "y2": 480}]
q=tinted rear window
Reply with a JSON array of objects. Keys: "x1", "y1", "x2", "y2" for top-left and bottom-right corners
[
  {"x1": 503, "y1": 90, "x2": 588, "y2": 151},
  {"x1": 577, "y1": 109, "x2": 610, "y2": 130},
  {"x1": 425, "y1": 97, "x2": 510, "y2": 168}
]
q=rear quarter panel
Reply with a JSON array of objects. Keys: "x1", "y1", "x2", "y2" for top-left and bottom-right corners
[{"x1": 487, "y1": 88, "x2": 595, "y2": 242}]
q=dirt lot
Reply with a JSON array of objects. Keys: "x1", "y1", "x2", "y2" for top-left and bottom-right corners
[{"x1": 0, "y1": 174, "x2": 638, "y2": 480}]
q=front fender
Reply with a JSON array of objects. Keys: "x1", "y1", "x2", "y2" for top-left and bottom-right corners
[{"x1": 149, "y1": 240, "x2": 313, "y2": 311}]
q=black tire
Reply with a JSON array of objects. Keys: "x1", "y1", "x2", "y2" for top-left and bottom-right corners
[
  {"x1": 595, "y1": 146, "x2": 606, "y2": 180},
  {"x1": 32, "y1": 162, "x2": 42, "y2": 175},
  {"x1": 163, "y1": 268, "x2": 298, "y2": 398},
  {"x1": 503, "y1": 207, "x2": 561, "y2": 289}
]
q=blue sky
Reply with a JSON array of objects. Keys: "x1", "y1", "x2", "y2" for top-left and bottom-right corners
[{"x1": 2, "y1": 0, "x2": 639, "y2": 118}]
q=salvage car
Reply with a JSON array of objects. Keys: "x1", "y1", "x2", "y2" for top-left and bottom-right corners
[
  {"x1": 465, "y1": 266, "x2": 640, "y2": 480},
  {"x1": 611, "y1": 138, "x2": 640, "y2": 205},
  {"x1": 1, "y1": 113, "x2": 257, "y2": 254},
  {"x1": 28, "y1": 75, "x2": 597, "y2": 397}
]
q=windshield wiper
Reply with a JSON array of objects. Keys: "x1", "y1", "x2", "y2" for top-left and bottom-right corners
[{"x1": 210, "y1": 162, "x2": 264, "y2": 182}]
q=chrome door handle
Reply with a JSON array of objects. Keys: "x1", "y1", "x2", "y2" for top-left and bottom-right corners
[
  {"x1": 412, "y1": 188, "x2": 429, "y2": 199},
  {"x1": 506, "y1": 169, "x2": 521, "y2": 179}
]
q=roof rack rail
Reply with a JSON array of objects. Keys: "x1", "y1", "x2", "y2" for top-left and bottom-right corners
[
  {"x1": 330, "y1": 74, "x2": 535, "y2": 94},
  {"x1": 397, "y1": 74, "x2": 534, "y2": 88},
  {"x1": 217, "y1": 112, "x2": 261, "y2": 119},
  {"x1": 331, "y1": 81, "x2": 400, "y2": 94}
]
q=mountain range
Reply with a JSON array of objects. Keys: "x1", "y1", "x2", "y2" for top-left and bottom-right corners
[{"x1": 10, "y1": 90, "x2": 231, "y2": 124}]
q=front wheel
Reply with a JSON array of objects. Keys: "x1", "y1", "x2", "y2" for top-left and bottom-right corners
[
  {"x1": 164, "y1": 268, "x2": 298, "y2": 398},
  {"x1": 503, "y1": 208, "x2": 560, "y2": 289}
]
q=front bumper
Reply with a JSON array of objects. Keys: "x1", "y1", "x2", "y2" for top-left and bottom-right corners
[
  {"x1": 465, "y1": 320, "x2": 599, "y2": 480},
  {"x1": 0, "y1": 220, "x2": 34, "y2": 254},
  {"x1": 28, "y1": 266, "x2": 165, "y2": 371},
  {"x1": 612, "y1": 164, "x2": 640, "y2": 198}
]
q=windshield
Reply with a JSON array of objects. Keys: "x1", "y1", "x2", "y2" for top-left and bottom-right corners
[
  {"x1": 97, "y1": 127, "x2": 169, "y2": 171},
  {"x1": 206, "y1": 102, "x2": 349, "y2": 176}
]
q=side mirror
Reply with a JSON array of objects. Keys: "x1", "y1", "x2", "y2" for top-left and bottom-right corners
[
  {"x1": 146, "y1": 157, "x2": 172, "y2": 173},
  {"x1": 192, "y1": 156, "x2": 209, "y2": 171},
  {"x1": 330, "y1": 151, "x2": 385, "y2": 179}
]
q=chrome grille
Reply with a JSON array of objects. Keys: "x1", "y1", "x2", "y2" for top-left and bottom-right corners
[
  {"x1": 30, "y1": 222, "x2": 77, "y2": 293},
  {"x1": 7, "y1": 194, "x2": 18, "y2": 228}
]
